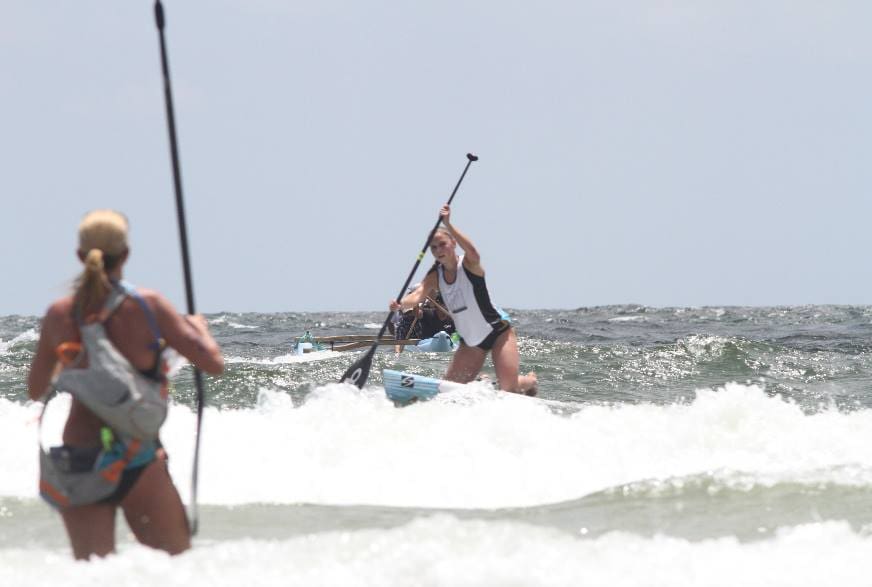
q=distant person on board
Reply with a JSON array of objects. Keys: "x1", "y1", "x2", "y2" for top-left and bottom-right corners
[
  {"x1": 27, "y1": 210, "x2": 224, "y2": 560},
  {"x1": 389, "y1": 284, "x2": 455, "y2": 338},
  {"x1": 389, "y1": 205, "x2": 537, "y2": 395},
  {"x1": 389, "y1": 284, "x2": 456, "y2": 352}
]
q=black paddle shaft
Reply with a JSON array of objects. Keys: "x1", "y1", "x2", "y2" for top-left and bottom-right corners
[
  {"x1": 340, "y1": 153, "x2": 478, "y2": 388},
  {"x1": 154, "y1": 0, "x2": 207, "y2": 536}
]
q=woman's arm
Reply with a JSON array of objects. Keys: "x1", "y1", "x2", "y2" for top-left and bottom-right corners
[
  {"x1": 440, "y1": 205, "x2": 484, "y2": 276},
  {"x1": 27, "y1": 305, "x2": 63, "y2": 401},
  {"x1": 152, "y1": 292, "x2": 224, "y2": 375},
  {"x1": 390, "y1": 272, "x2": 437, "y2": 313}
]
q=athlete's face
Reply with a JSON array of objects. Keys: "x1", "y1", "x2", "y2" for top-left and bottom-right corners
[{"x1": 429, "y1": 233, "x2": 455, "y2": 264}]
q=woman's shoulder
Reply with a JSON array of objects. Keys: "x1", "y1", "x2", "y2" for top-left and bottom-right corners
[
  {"x1": 127, "y1": 287, "x2": 177, "y2": 318},
  {"x1": 131, "y1": 286, "x2": 164, "y2": 303},
  {"x1": 122, "y1": 285, "x2": 171, "y2": 306},
  {"x1": 44, "y1": 296, "x2": 74, "y2": 320},
  {"x1": 461, "y1": 255, "x2": 485, "y2": 277},
  {"x1": 40, "y1": 296, "x2": 76, "y2": 343},
  {"x1": 115, "y1": 286, "x2": 182, "y2": 335}
]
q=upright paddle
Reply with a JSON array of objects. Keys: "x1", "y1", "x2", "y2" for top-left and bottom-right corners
[
  {"x1": 340, "y1": 153, "x2": 478, "y2": 388},
  {"x1": 153, "y1": 0, "x2": 207, "y2": 535}
]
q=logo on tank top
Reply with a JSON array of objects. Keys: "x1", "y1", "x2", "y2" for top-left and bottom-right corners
[{"x1": 441, "y1": 272, "x2": 467, "y2": 315}]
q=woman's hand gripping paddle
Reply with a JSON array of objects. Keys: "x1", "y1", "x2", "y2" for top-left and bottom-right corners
[{"x1": 339, "y1": 153, "x2": 478, "y2": 388}]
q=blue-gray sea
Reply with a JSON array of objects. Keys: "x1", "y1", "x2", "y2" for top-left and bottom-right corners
[{"x1": 2, "y1": 306, "x2": 871, "y2": 586}]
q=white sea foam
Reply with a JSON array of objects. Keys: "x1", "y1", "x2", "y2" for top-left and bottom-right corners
[
  {"x1": 223, "y1": 350, "x2": 343, "y2": 365},
  {"x1": 607, "y1": 315, "x2": 645, "y2": 322},
  {"x1": 208, "y1": 315, "x2": 257, "y2": 329},
  {"x1": 0, "y1": 329, "x2": 38, "y2": 355},
  {"x1": 3, "y1": 382, "x2": 871, "y2": 508},
  {"x1": 0, "y1": 517, "x2": 869, "y2": 587}
]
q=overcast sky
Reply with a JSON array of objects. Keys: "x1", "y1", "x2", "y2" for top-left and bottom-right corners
[{"x1": 2, "y1": 1, "x2": 871, "y2": 316}]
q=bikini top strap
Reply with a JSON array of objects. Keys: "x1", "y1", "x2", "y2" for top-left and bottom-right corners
[{"x1": 114, "y1": 280, "x2": 164, "y2": 352}]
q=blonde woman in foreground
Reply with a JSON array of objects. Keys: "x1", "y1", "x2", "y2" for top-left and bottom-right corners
[{"x1": 28, "y1": 210, "x2": 223, "y2": 560}]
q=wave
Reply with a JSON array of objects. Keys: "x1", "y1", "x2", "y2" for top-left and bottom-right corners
[
  {"x1": 0, "y1": 517, "x2": 870, "y2": 587},
  {"x1": 0, "y1": 329, "x2": 38, "y2": 356},
  {"x1": 223, "y1": 350, "x2": 344, "y2": 365},
  {"x1": 3, "y1": 382, "x2": 871, "y2": 508}
]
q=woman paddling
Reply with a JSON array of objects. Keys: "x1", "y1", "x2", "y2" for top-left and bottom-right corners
[
  {"x1": 390, "y1": 205, "x2": 537, "y2": 395},
  {"x1": 27, "y1": 210, "x2": 224, "y2": 559}
]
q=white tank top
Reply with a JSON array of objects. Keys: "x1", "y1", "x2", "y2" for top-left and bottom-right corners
[{"x1": 435, "y1": 255, "x2": 503, "y2": 346}]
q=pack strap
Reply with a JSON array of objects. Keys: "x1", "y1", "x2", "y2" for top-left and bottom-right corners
[
  {"x1": 74, "y1": 284, "x2": 127, "y2": 326},
  {"x1": 114, "y1": 281, "x2": 164, "y2": 351}
]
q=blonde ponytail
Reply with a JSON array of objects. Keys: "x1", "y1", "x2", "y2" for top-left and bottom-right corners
[
  {"x1": 84, "y1": 248, "x2": 105, "y2": 273},
  {"x1": 73, "y1": 210, "x2": 130, "y2": 316},
  {"x1": 74, "y1": 249, "x2": 112, "y2": 315}
]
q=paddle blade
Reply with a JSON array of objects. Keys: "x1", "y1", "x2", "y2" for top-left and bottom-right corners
[{"x1": 339, "y1": 345, "x2": 377, "y2": 389}]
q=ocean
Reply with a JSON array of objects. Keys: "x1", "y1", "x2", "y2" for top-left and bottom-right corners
[{"x1": 1, "y1": 306, "x2": 871, "y2": 586}]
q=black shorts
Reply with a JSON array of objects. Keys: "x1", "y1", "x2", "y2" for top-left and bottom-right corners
[{"x1": 461, "y1": 321, "x2": 511, "y2": 351}]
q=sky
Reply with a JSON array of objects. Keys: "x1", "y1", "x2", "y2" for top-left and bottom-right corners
[{"x1": 2, "y1": 1, "x2": 872, "y2": 316}]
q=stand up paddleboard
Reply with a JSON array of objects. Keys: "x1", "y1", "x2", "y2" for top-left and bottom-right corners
[
  {"x1": 382, "y1": 369, "x2": 465, "y2": 404},
  {"x1": 383, "y1": 369, "x2": 539, "y2": 405}
]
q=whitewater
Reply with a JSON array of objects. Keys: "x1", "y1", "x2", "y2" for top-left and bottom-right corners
[{"x1": 1, "y1": 307, "x2": 871, "y2": 586}]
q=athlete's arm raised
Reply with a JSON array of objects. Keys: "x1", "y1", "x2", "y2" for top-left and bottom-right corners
[{"x1": 439, "y1": 205, "x2": 484, "y2": 276}]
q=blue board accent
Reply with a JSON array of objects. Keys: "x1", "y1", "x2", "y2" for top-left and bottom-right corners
[
  {"x1": 406, "y1": 331, "x2": 456, "y2": 353},
  {"x1": 383, "y1": 369, "x2": 444, "y2": 404}
]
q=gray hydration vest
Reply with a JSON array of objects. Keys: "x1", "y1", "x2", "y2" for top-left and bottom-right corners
[{"x1": 39, "y1": 282, "x2": 167, "y2": 509}]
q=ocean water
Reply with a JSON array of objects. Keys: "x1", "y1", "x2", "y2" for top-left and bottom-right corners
[{"x1": 2, "y1": 306, "x2": 872, "y2": 586}]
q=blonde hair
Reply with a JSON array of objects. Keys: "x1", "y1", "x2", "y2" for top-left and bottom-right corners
[
  {"x1": 74, "y1": 210, "x2": 129, "y2": 315},
  {"x1": 431, "y1": 226, "x2": 455, "y2": 242}
]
